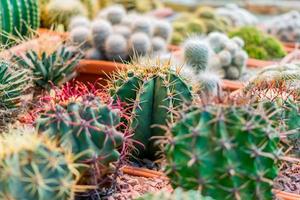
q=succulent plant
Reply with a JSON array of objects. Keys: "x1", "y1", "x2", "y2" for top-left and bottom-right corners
[
  {"x1": 164, "y1": 104, "x2": 281, "y2": 200},
  {"x1": 110, "y1": 61, "x2": 193, "y2": 159},
  {"x1": 151, "y1": 37, "x2": 167, "y2": 54},
  {"x1": 70, "y1": 26, "x2": 92, "y2": 50},
  {"x1": 42, "y1": 0, "x2": 87, "y2": 29},
  {"x1": 85, "y1": 48, "x2": 103, "y2": 60},
  {"x1": 91, "y1": 19, "x2": 113, "y2": 50},
  {"x1": 0, "y1": 0, "x2": 40, "y2": 45},
  {"x1": 105, "y1": 5, "x2": 126, "y2": 25},
  {"x1": 131, "y1": 17, "x2": 153, "y2": 36},
  {"x1": 183, "y1": 38, "x2": 209, "y2": 72},
  {"x1": 229, "y1": 26, "x2": 287, "y2": 60},
  {"x1": 113, "y1": 25, "x2": 132, "y2": 39},
  {"x1": 153, "y1": 20, "x2": 173, "y2": 42},
  {"x1": 36, "y1": 96, "x2": 123, "y2": 176},
  {"x1": 196, "y1": 71, "x2": 221, "y2": 99},
  {"x1": 69, "y1": 16, "x2": 91, "y2": 30},
  {"x1": 135, "y1": 188, "x2": 214, "y2": 200},
  {"x1": 0, "y1": 127, "x2": 81, "y2": 200},
  {"x1": 12, "y1": 45, "x2": 82, "y2": 90},
  {"x1": 104, "y1": 34, "x2": 128, "y2": 62},
  {"x1": 129, "y1": 32, "x2": 151, "y2": 57}
]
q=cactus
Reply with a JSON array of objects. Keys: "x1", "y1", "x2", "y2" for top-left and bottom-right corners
[
  {"x1": 105, "y1": 5, "x2": 126, "y2": 25},
  {"x1": 131, "y1": 17, "x2": 153, "y2": 36},
  {"x1": 110, "y1": 61, "x2": 193, "y2": 158},
  {"x1": 153, "y1": 20, "x2": 173, "y2": 42},
  {"x1": 69, "y1": 16, "x2": 90, "y2": 30},
  {"x1": 0, "y1": 0, "x2": 40, "y2": 45},
  {"x1": 229, "y1": 26, "x2": 286, "y2": 60},
  {"x1": 164, "y1": 104, "x2": 281, "y2": 200},
  {"x1": 42, "y1": 0, "x2": 87, "y2": 29},
  {"x1": 183, "y1": 38, "x2": 209, "y2": 72},
  {"x1": 12, "y1": 46, "x2": 82, "y2": 90},
  {"x1": 196, "y1": 71, "x2": 221, "y2": 98},
  {"x1": 135, "y1": 188, "x2": 214, "y2": 200},
  {"x1": 0, "y1": 127, "x2": 81, "y2": 200},
  {"x1": 129, "y1": 32, "x2": 151, "y2": 57},
  {"x1": 85, "y1": 48, "x2": 103, "y2": 60},
  {"x1": 36, "y1": 96, "x2": 123, "y2": 175},
  {"x1": 104, "y1": 34, "x2": 128, "y2": 62},
  {"x1": 151, "y1": 37, "x2": 167, "y2": 54},
  {"x1": 70, "y1": 26, "x2": 92, "y2": 50},
  {"x1": 91, "y1": 19, "x2": 113, "y2": 50},
  {"x1": 113, "y1": 25, "x2": 131, "y2": 39}
]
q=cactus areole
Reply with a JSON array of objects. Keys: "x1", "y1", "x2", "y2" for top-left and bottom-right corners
[
  {"x1": 165, "y1": 105, "x2": 281, "y2": 200},
  {"x1": 110, "y1": 62, "x2": 193, "y2": 159}
]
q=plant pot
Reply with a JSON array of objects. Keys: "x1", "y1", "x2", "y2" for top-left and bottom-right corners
[{"x1": 246, "y1": 58, "x2": 277, "y2": 68}]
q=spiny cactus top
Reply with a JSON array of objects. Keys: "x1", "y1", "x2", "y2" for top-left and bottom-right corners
[
  {"x1": 36, "y1": 96, "x2": 123, "y2": 175},
  {"x1": 0, "y1": 128, "x2": 81, "y2": 200},
  {"x1": 12, "y1": 46, "x2": 82, "y2": 90},
  {"x1": 164, "y1": 104, "x2": 281, "y2": 200},
  {"x1": 0, "y1": 60, "x2": 28, "y2": 109},
  {"x1": 110, "y1": 60, "x2": 193, "y2": 159},
  {"x1": 0, "y1": 0, "x2": 40, "y2": 46},
  {"x1": 135, "y1": 188, "x2": 214, "y2": 200}
]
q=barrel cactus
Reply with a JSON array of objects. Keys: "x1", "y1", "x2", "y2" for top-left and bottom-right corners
[
  {"x1": 135, "y1": 188, "x2": 214, "y2": 200},
  {"x1": 164, "y1": 104, "x2": 281, "y2": 200},
  {"x1": 12, "y1": 46, "x2": 82, "y2": 90},
  {"x1": 110, "y1": 61, "x2": 193, "y2": 159},
  {"x1": 0, "y1": 0, "x2": 40, "y2": 45},
  {"x1": 0, "y1": 127, "x2": 81, "y2": 200},
  {"x1": 36, "y1": 96, "x2": 123, "y2": 176}
]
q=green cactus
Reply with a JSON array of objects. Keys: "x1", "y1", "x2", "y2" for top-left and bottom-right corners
[
  {"x1": 229, "y1": 26, "x2": 286, "y2": 60},
  {"x1": 0, "y1": 0, "x2": 40, "y2": 45},
  {"x1": 110, "y1": 62, "x2": 193, "y2": 159},
  {"x1": 164, "y1": 104, "x2": 281, "y2": 200},
  {"x1": 135, "y1": 188, "x2": 214, "y2": 200},
  {"x1": 36, "y1": 96, "x2": 123, "y2": 175},
  {"x1": 0, "y1": 127, "x2": 81, "y2": 200},
  {"x1": 12, "y1": 46, "x2": 82, "y2": 90}
]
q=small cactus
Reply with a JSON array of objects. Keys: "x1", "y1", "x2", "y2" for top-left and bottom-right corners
[
  {"x1": 70, "y1": 26, "x2": 92, "y2": 49},
  {"x1": 69, "y1": 16, "x2": 90, "y2": 30},
  {"x1": 183, "y1": 38, "x2": 209, "y2": 72},
  {"x1": 113, "y1": 25, "x2": 132, "y2": 39},
  {"x1": 196, "y1": 71, "x2": 221, "y2": 98},
  {"x1": 91, "y1": 19, "x2": 113, "y2": 50},
  {"x1": 131, "y1": 17, "x2": 154, "y2": 36},
  {"x1": 151, "y1": 37, "x2": 167, "y2": 53},
  {"x1": 135, "y1": 188, "x2": 214, "y2": 200},
  {"x1": 85, "y1": 48, "x2": 103, "y2": 60},
  {"x1": 0, "y1": 128, "x2": 81, "y2": 200},
  {"x1": 153, "y1": 20, "x2": 173, "y2": 42},
  {"x1": 218, "y1": 50, "x2": 232, "y2": 66},
  {"x1": 129, "y1": 32, "x2": 151, "y2": 57},
  {"x1": 104, "y1": 34, "x2": 128, "y2": 62},
  {"x1": 164, "y1": 104, "x2": 281, "y2": 199},
  {"x1": 105, "y1": 5, "x2": 126, "y2": 25}
]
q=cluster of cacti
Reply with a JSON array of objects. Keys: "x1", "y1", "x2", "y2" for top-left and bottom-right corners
[
  {"x1": 109, "y1": 61, "x2": 192, "y2": 159},
  {"x1": 229, "y1": 26, "x2": 287, "y2": 60},
  {"x1": 264, "y1": 11, "x2": 300, "y2": 43},
  {"x1": 41, "y1": 0, "x2": 88, "y2": 29},
  {"x1": 135, "y1": 188, "x2": 214, "y2": 200},
  {"x1": 0, "y1": 0, "x2": 40, "y2": 46},
  {"x1": 216, "y1": 4, "x2": 257, "y2": 27},
  {"x1": 0, "y1": 127, "x2": 81, "y2": 200},
  {"x1": 171, "y1": 7, "x2": 230, "y2": 45},
  {"x1": 207, "y1": 32, "x2": 248, "y2": 80},
  {"x1": 69, "y1": 5, "x2": 172, "y2": 62},
  {"x1": 36, "y1": 95, "x2": 124, "y2": 176},
  {"x1": 164, "y1": 104, "x2": 281, "y2": 199},
  {"x1": 12, "y1": 45, "x2": 82, "y2": 91}
]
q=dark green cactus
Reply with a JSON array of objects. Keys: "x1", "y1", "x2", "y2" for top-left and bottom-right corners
[
  {"x1": 12, "y1": 46, "x2": 82, "y2": 90},
  {"x1": 0, "y1": 0, "x2": 40, "y2": 45},
  {"x1": 36, "y1": 96, "x2": 123, "y2": 175},
  {"x1": 110, "y1": 62, "x2": 193, "y2": 159},
  {"x1": 164, "y1": 104, "x2": 281, "y2": 200},
  {"x1": 135, "y1": 188, "x2": 214, "y2": 200},
  {"x1": 0, "y1": 128, "x2": 80, "y2": 200}
]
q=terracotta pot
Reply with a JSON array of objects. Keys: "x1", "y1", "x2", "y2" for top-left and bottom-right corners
[{"x1": 246, "y1": 58, "x2": 277, "y2": 68}]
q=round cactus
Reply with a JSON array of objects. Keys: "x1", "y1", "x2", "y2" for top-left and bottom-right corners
[
  {"x1": 129, "y1": 32, "x2": 151, "y2": 57},
  {"x1": 225, "y1": 65, "x2": 240, "y2": 80},
  {"x1": 113, "y1": 25, "x2": 132, "y2": 39},
  {"x1": 0, "y1": 128, "x2": 80, "y2": 200},
  {"x1": 91, "y1": 19, "x2": 113, "y2": 50},
  {"x1": 69, "y1": 16, "x2": 90, "y2": 30},
  {"x1": 153, "y1": 20, "x2": 173, "y2": 42},
  {"x1": 104, "y1": 34, "x2": 128, "y2": 62},
  {"x1": 151, "y1": 37, "x2": 167, "y2": 53},
  {"x1": 85, "y1": 48, "x2": 103, "y2": 60},
  {"x1": 218, "y1": 50, "x2": 232, "y2": 66},
  {"x1": 196, "y1": 71, "x2": 221, "y2": 98},
  {"x1": 131, "y1": 17, "x2": 154, "y2": 36},
  {"x1": 233, "y1": 50, "x2": 248, "y2": 68},
  {"x1": 224, "y1": 40, "x2": 238, "y2": 54},
  {"x1": 164, "y1": 104, "x2": 281, "y2": 200},
  {"x1": 207, "y1": 32, "x2": 229, "y2": 53},
  {"x1": 70, "y1": 26, "x2": 91, "y2": 49},
  {"x1": 231, "y1": 36, "x2": 245, "y2": 48},
  {"x1": 183, "y1": 38, "x2": 209, "y2": 72},
  {"x1": 105, "y1": 5, "x2": 126, "y2": 25}
]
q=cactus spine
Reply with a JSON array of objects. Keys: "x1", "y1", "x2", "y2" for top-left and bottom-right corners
[
  {"x1": 164, "y1": 104, "x2": 281, "y2": 200},
  {"x1": 110, "y1": 62, "x2": 193, "y2": 159},
  {"x1": 0, "y1": 0, "x2": 40, "y2": 45},
  {"x1": 0, "y1": 128, "x2": 81, "y2": 200},
  {"x1": 36, "y1": 96, "x2": 123, "y2": 175}
]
